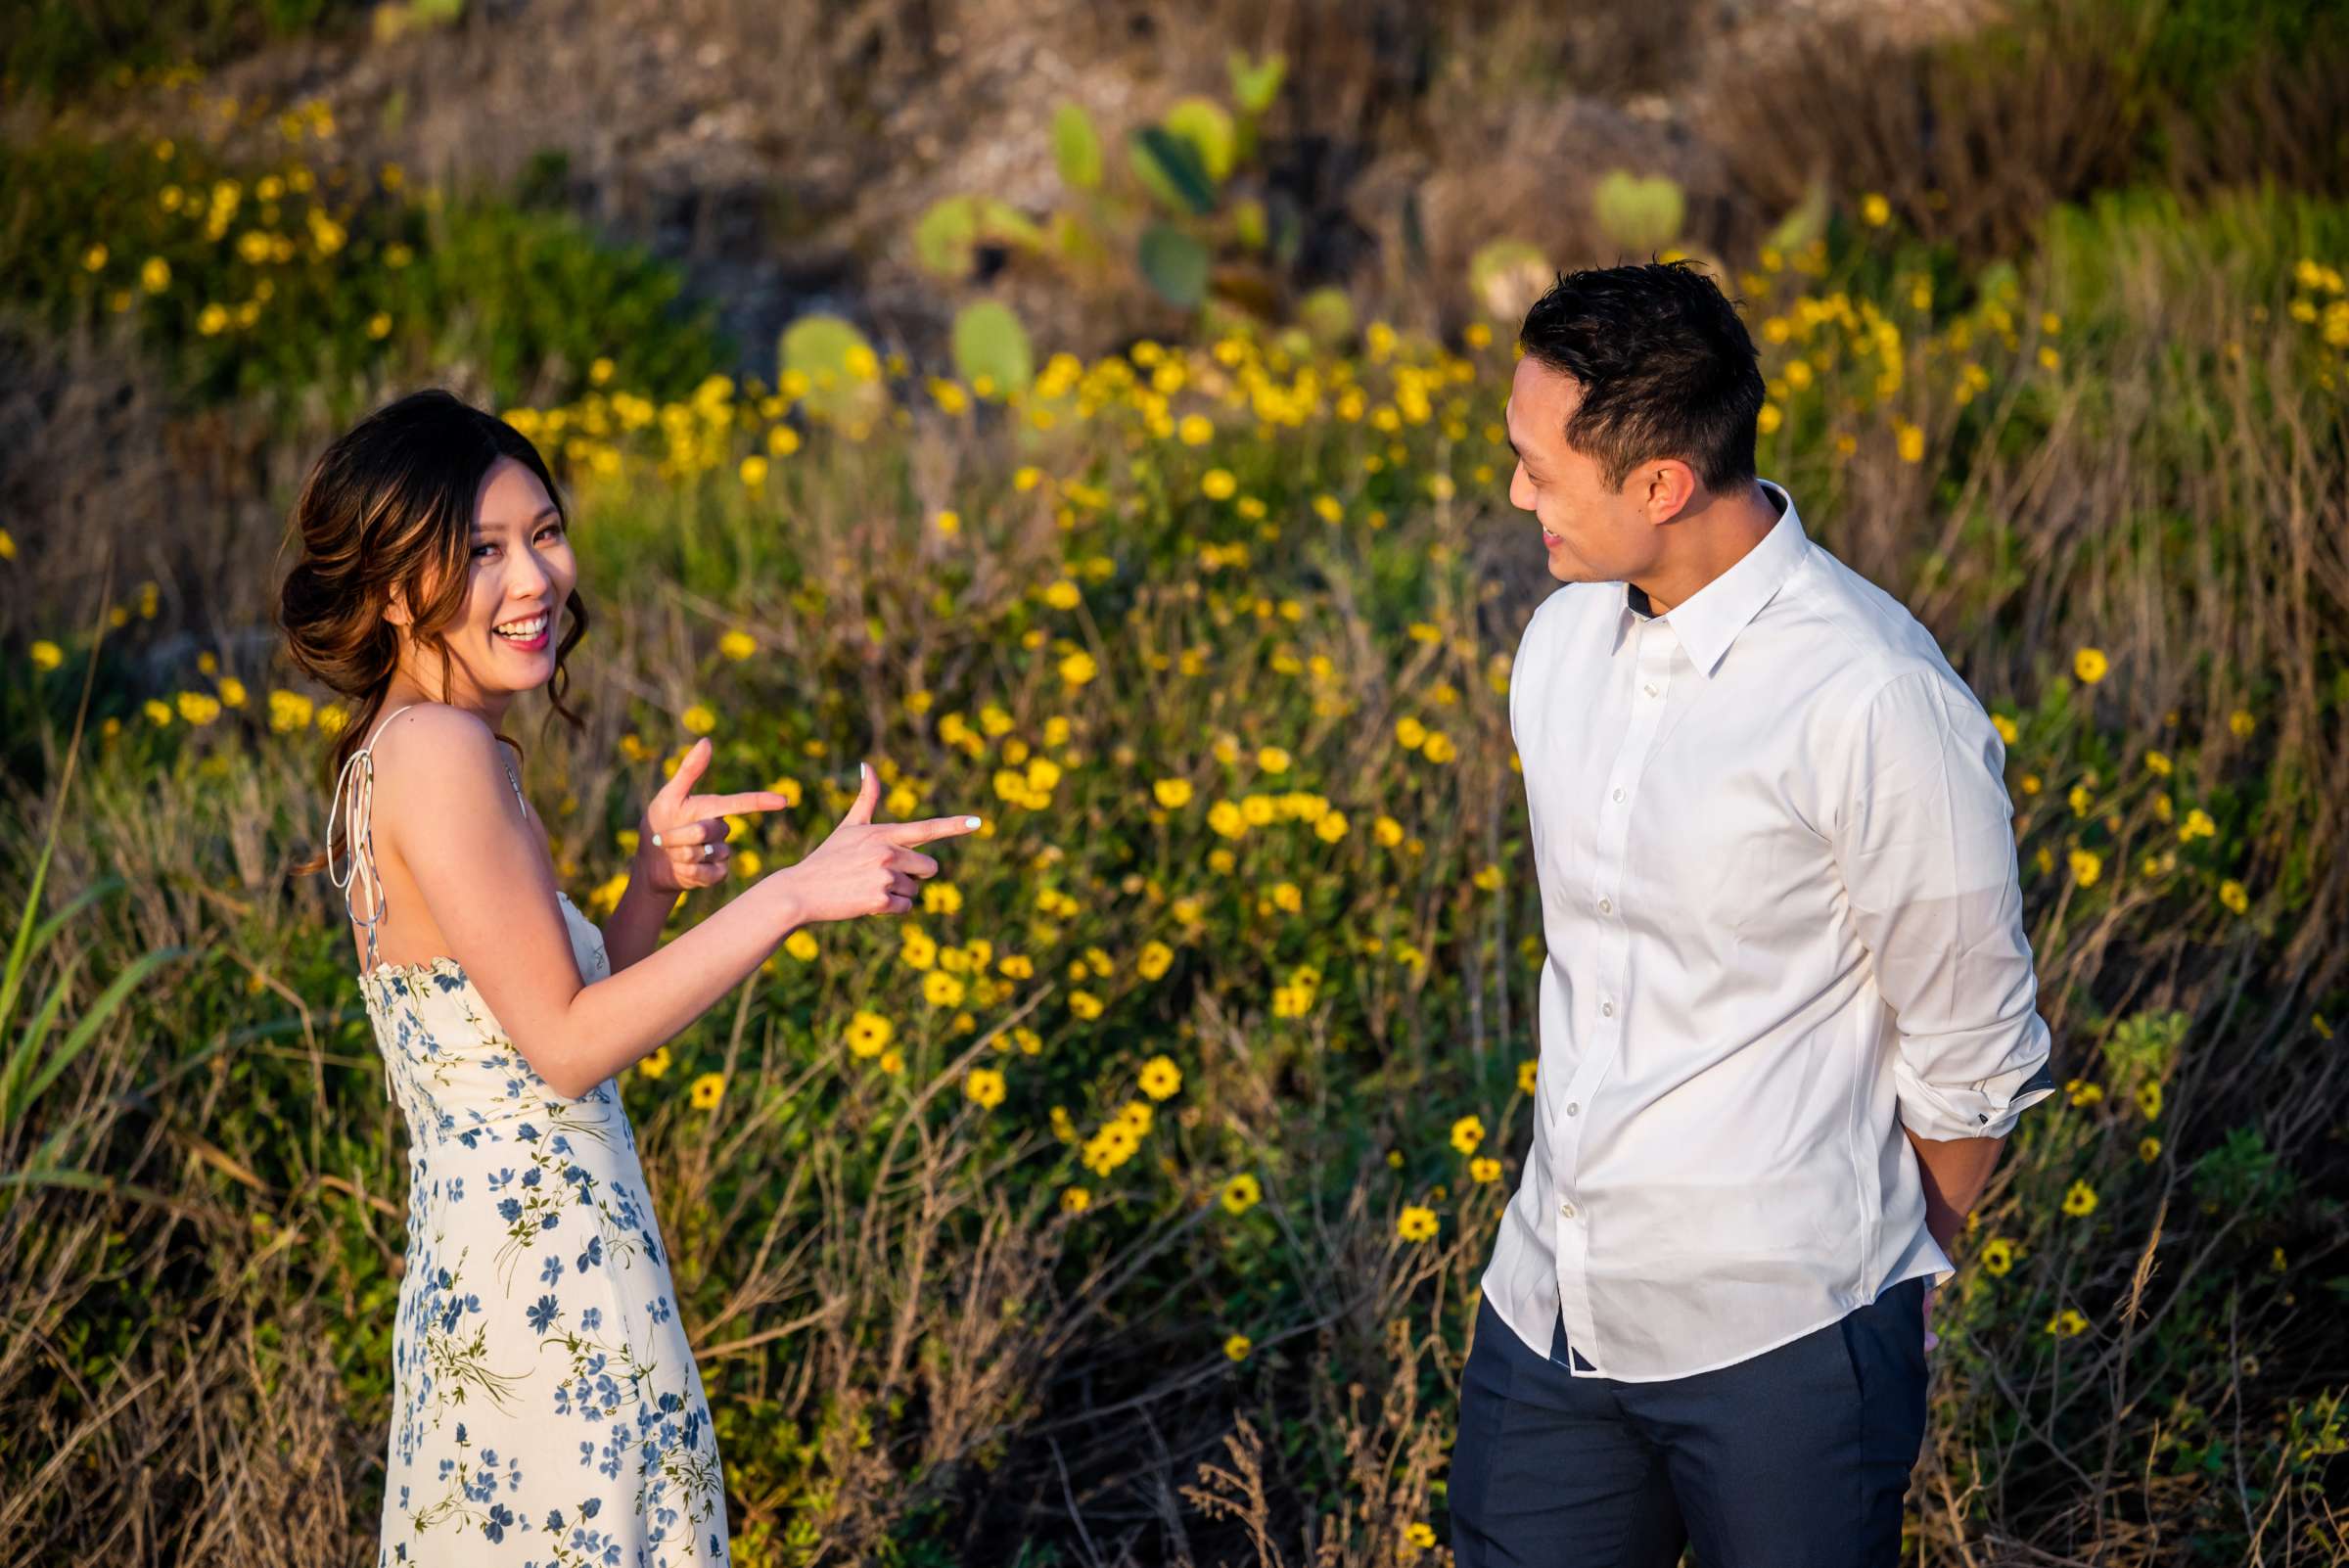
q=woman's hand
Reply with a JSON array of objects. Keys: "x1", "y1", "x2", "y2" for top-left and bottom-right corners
[
  {"x1": 770, "y1": 761, "x2": 981, "y2": 924},
  {"x1": 633, "y1": 735, "x2": 794, "y2": 895}
]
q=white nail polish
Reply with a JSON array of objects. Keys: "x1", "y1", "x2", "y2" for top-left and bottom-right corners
[{"x1": 965, "y1": 816, "x2": 982, "y2": 829}]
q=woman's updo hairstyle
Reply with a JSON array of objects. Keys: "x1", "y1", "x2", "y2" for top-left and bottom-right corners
[{"x1": 278, "y1": 388, "x2": 589, "y2": 879}]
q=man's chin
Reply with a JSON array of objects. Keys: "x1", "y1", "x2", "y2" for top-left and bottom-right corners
[{"x1": 1543, "y1": 550, "x2": 1587, "y2": 583}]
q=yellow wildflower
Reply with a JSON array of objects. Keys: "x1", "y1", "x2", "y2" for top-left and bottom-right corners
[
  {"x1": 847, "y1": 1010, "x2": 895, "y2": 1058},
  {"x1": 1139, "y1": 1054, "x2": 1181, "y2": 1100},
  {"x1": 1221, "y1": 1173, "x2": 1262, "y2": 1214},
  {"x1": 1451, "y1": 1115, "x2": 1485, "y2": 1154}
]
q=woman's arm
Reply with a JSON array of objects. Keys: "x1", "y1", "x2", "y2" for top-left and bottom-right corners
[
  {"x1": 601, "y1": 871, "x2": 682, "y2": 976},
  {"x1": 380, "y1": 715, "x2": 968, "y2": 1097},
  {"x1": 379, "y1": 709, "x2": 804, "y2": 1098}
]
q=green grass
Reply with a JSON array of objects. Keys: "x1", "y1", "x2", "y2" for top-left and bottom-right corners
[{"x1": 2, "y1": 133, "x2": 2346, "y2": 1568}]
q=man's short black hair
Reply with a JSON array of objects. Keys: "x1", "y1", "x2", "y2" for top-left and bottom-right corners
[{"x1": 1517, "y1": 260, "x2": 1766, "y2": 493}]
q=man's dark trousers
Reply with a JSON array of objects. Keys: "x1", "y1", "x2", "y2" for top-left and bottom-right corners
[{"x1": 1449, "y1": 1278, "x2": 1929, "y2": 1567}]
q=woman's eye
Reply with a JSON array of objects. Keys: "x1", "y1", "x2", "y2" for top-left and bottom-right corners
[{"x1": 471, "y1": 526, "x2": 564, "y2": 559}]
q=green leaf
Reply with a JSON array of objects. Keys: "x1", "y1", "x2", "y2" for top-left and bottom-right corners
[
  {"x1": 1297, "y1": 285, "x2": 1355, "y2": 348},
  {"x1": 779, "y1": 313, "x2": 888, "y2": 426},
  {"x1": 1231, "y1": 197, "x2": 1267, "y2": 252},
  {"x1": 1053, "y1": 103, "x2": 1102, "y2": 192},
  {"x1": 1129, "y1": 126, "x2": 1217, "y2": 216},
  {"x1": 1765, "y1": 178, "x2": 1831, "y2": 256},
  {"x1": 977, "y1": 199, "x2": 1047, "y2": 252},
  {"x1": 1227, "y1": 50, "x2": 1287, "y2": 115},
  {"x1": 1467, "y1": 238, "x2": 1552, "y2": 322},
  {"x1": 949, "y1": 300, "x2": 1034, "y2": 393},
  {"x1": 913, "y1": 196, "x2": 980, "y2": 280},
  {"x1": 1591, "y1": 170, "x2": 1685, "y2": 255},
  {"x1": 1165, "y1": 97, "x2": 1237, "y2": 182},
  {"x1": 1138, "y1": 225, "x2": 1211, "y2": 308}
]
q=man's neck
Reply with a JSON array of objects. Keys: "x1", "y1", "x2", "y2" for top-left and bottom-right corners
[{"x1": 1632, "y1": 481, "x2": 1783, "y2": 617}]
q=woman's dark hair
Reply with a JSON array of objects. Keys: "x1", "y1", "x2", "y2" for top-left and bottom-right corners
[
  {"x1": 1517, "y1": 259, "x2": 1767, "y2": 493},
  {"x1": 277, "y1": 388, "x2": 588, "y2": 879}
]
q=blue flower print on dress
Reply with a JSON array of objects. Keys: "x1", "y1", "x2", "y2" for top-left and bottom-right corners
[{"x1": 343, "y1": 780, "x2": 729, "y2": 1567}]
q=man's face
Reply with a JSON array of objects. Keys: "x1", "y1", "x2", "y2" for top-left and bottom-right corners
[{"x1": 1504, "y1": 356, "x2": 1658, "y2": 585}]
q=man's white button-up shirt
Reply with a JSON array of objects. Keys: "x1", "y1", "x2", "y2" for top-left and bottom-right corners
[{"x1": 1480, "y1": 479, "x2": 2056, "y2": 1382}]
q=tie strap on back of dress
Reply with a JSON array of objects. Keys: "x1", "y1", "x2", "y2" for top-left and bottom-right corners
[{"x1": 326, "y1": 702, "x2": 529, "y2": 1099}]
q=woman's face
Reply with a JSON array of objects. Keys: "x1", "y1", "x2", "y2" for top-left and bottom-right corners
[{"x1": 392, "y1": 456, "x2": 576, "y2": 702}]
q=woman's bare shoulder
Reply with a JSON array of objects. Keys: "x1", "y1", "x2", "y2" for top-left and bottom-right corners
[{"x1": 367, "y1": 705, "x2": 515, "y2": 834}]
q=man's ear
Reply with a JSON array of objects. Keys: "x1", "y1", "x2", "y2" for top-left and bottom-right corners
[{"x1": 1641, "y1": 460, "x2": 1699, "y2": 523}]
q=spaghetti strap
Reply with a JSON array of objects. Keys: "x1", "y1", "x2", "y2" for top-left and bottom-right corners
[
  {"x1": 325, "y1": 701, "x2": 529, "y2": 976},
  {"x1": 325, "y1": 703, "x2": 424, "y2": 978}
]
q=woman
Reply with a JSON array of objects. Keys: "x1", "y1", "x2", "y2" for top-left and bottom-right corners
[{"x1": 277, "y1": 388, "x2": 980, "y2": 1564}]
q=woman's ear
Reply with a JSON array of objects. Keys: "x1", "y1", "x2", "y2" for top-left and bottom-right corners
[{"x1": 384, "y1": 584, "x2": 411, "y2": 629}]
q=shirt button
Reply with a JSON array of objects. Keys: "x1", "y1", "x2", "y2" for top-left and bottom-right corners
[
  {"x1": 1566, "y1": 1101, "x2": 1580, "y2": 1117},
  {"x1": 1643, "y1": 682, "x2": 1658, "y2": 697},
  {"x1": 1612, "y1": 787, "x2": 1626, "y2": 803},
  {"x1": 1597, "y1": 898, "x2": 1612, "y2": 914},
  {"x1": 1559, "y1": 1202, "x2": 1577, "y2": 1220},
  {"x1": 1601, "y1": 1000, "x2": 1615, "y2": 1017}
]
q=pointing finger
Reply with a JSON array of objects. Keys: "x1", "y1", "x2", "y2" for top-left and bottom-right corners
[
  {"x1": 685, "y1": 790, "x2": 794, "y2": 817},
  {"x1": 880, "y1": 813, "x2": 985, "y2": 847}
]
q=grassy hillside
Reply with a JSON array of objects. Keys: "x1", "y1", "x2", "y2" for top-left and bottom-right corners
[{"x1": 2, "y1": 19, "x2": 2346, "y2": 1568}]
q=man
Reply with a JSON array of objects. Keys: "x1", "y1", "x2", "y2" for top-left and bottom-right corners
[{"x1": 1450, "y1": 261, "x2": 2056, "y2": 1568}]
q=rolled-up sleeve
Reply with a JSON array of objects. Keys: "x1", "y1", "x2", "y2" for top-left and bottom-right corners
[{"x1": 1831, "y1": 666, "x2": 2056, "y2": 1141}]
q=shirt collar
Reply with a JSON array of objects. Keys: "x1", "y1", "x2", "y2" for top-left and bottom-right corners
[{"x1": 1617, "y1": 479, "x2": 1810, "y2": 678}]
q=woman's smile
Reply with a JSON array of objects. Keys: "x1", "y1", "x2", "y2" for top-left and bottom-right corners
[{"x1": 493, "y1": 608, "x2": 551, "y2": 653}]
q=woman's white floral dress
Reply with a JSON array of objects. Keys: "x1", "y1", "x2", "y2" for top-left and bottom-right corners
[{"x1": 331, "y1": 703, "x2": 730, "y2": 1567}]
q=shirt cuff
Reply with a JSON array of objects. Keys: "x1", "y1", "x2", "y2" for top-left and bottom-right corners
[{"x1": 1897, "y1": 1052, "x2": 2057, "y2": 1142}]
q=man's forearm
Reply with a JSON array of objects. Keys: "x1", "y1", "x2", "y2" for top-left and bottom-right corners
[{"x1": 1904, "y1": 1127, "x2": 2007, "y2": 1253}]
